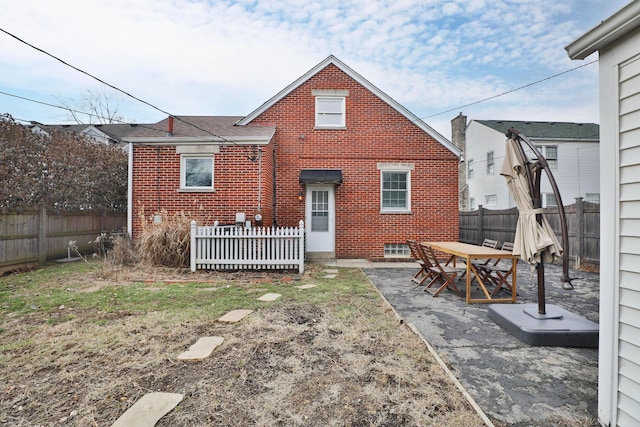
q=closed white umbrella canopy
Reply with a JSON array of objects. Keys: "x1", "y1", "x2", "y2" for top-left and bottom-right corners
[{"x1": 501, "y1": 138, "x2": 562, "y2": 265}]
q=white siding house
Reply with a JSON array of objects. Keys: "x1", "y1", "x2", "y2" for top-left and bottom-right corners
[
  {"x1": 456, "y1": 118, "x2": 600, "y2": 211},
  {"x1": 566, "y1": 2, "x2": 640, "y2": 426}
]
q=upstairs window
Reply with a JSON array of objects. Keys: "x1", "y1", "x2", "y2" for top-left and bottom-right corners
[
  {"x1": 313, "y1": 89, "x2": 348, "y2": 128},
  {"x1": 486, "y1": 151, "x2": 494, "y2": 175},
  {"x1": 467, "y1": 158, "x2": 474, "y2": 179}
]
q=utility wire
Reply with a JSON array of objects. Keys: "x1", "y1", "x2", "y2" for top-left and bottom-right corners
[
  {"x1": 0, "y1": 27, "x2": 238, "y2": 145},
  {"x1": 420, "y1": 59, "x2": 599, "y2": 119}
]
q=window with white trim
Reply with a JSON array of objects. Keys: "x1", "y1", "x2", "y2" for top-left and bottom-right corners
[
  {"x1": 486, "y1": 151, "x2": 494, "y2": 175},
  {"x1": 543, "y1": 193, "x2": 558, "y2": 208},
  {"x1": 381, "y1": 171, "x2": 410, "y2": 212},
  {"x1": 470, "y1": 197, "x2": 476, "y2": 210},
  {"x1": 485, "y1": 194, "x2": 497, "y2": 207},
  {"x1": 181, "y1": 155, "x2": 214, "y2": 190},
  {"x1": 315, "y1": 96, "x2": 345, "y2": 128},
  {"x1": 467, "y1": 158, "x2": 474, "y2": 179},
  {"x1": 585, "y1": 193, "x2": 600, "y2": 204},
  {"x1": 535, "y1": 145, "x2": 558, "y2": 170}
]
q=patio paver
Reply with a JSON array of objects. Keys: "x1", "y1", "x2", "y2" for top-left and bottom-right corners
[
  {"x1": 218, "y1": 309, "x2": 253, "y2": 323},
  {"x1": 177, "y1": 336, "x2": 224, "y2": 361},
  {"x1": 111, "y1": 392, "x2": 183, "y2": 427},
  {"x1": 257, "y1": 293, "x2": 281, "y2": 302}
]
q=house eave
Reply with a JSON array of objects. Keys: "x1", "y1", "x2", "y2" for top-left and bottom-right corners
[
  {"x1": 123, "y1": 135, "x2": 273, "y2": 145},
  {"x1": 565, "y1": 1, "x2": 640, "y2": 59}
]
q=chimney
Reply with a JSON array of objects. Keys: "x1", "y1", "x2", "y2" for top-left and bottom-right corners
[
  {"x1": 167, "y1": 116, "x2": 174, "y2": 136},
  {"x1": 451, "y1": 112, "x2": 467, "y2": 151}
]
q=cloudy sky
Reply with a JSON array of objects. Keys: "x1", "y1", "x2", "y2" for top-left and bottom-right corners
[{"x1": 0, "y1": 0, "x2": 631, "y2": 139}]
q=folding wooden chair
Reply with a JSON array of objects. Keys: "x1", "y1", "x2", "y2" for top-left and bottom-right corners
[
  {"x1": 406, "y1": 239, "x2": 432, "y2": 286},
  {"x1": 463, "y1": 238, "x2": 499, "y2": 280},
  {"x1": 420, "y1": 243, "x2": 465, "y2": 297},
  {"x1": 478, "y1": 242, "x2": 515, "y2": 296}
]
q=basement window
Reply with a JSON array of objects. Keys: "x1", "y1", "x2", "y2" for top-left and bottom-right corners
[
  {"x1": 181, "y1": 155, "x2": 214, "y2": 190},
  {"x1": 384, "y1": 243, "x2": 410, "y2": 258}
]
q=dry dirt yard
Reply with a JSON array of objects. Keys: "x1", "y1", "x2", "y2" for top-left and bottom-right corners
[{"x1": 0, "y1": 261, "x2": 486, "y2": 426}]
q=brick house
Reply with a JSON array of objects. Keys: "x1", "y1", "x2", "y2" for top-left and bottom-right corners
[{"x1": 125, "y1": 55, "x2": 461, "y2": 261}]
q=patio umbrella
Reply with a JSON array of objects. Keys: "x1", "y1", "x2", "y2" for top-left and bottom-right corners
[
  {"x1": 501, "y1": 137, "x2": 562, "y2": 266},
  {"x1": 501, "y1": 129, "x2": 566, "y2": 314}
]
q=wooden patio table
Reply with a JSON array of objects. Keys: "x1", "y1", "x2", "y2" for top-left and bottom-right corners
[{"x1": 423, "y1": 241, "x2": 518, "y2": 304}]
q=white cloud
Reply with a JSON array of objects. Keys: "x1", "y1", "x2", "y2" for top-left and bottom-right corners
[{"x1": 0, "y1": 0, "x2": 630, "y2": 134}]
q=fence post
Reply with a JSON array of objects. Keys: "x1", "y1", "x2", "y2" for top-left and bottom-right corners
[
  {"x1": 298, "y1": 220, "x2": 305, "y2": 274},
  {"x1": 575, "y1": 197, "x2": 584, "y2": 269},
  {"x1": 477, "y1": 205, "x2": 484, "y2": 245},
  {"x1": 39, "y1": 205, "x2": 47, "y2": 265},
  {"x1": 190, "y1": 220, "x2": 197, "y2": 272}
]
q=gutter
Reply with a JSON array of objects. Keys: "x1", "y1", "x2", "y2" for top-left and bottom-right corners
[{"x1": 565, "y1": 1, "x2": 640, "y2": 59}]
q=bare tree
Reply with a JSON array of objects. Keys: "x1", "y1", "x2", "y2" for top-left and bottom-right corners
[{"x1": 59, "y1": 86, "x2": 125, "y2": 124}]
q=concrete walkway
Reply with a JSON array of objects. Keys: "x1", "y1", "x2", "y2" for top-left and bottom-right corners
[{"x1": 360, "y1": 261, "x2": 600, "y2": 427}]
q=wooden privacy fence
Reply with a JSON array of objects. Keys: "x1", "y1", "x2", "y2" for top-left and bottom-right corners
[
  {"x1": 190, "y1": 220, "x2": 305, "y2": 273},
  {"x1": 0, "y1": 206, "x2": 127, "y2": 274},
  {"x1": 459, "y1": 198, "x2": 600, "y2": 269}
]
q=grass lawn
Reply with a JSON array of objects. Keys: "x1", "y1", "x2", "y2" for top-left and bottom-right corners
[{"x1": 0, "y1": 259, "x2": 485, "y2": 426}]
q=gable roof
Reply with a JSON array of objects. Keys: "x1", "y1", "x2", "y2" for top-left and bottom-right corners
[
  {"x1": 124, "y1": 116, "x2": 276, "y2": 144},
  {"x1": 236, "y1": 55, "x2": 461, "y2": 157},
  {"x1": 474, "y1": 120, "x2": 599, "y2": 141}
]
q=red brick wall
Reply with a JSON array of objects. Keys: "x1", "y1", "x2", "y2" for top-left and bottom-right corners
[
  {"x1": 249, "y1": 64, "x2": 460, "y2": 260},
  {"x1": 131, "y1": 64, "x2": 459, "y2": 260},
  {"x1": 130, "y1": 143, "x2": 274, "y2": 238}
]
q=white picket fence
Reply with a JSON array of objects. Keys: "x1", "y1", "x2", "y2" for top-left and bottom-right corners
[{"x1": 190, "y1": 220, "x2": 305, "y2": 273}]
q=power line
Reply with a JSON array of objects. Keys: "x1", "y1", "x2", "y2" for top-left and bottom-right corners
[
  {"x1": 420, "y1": 59, "x2": 599, "y2": 119},
  {"x1": 0, "y1": 27, "x2": 239, "y2": 146}
]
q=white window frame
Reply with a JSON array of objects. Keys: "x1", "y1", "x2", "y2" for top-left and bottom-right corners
[
  {"x1": 585, "y1": 193, "x2": 600, "y2": 204},
  {"x1": 470, "y1": 197, "x2": 476, "y2": 210},
  {"x1": 180, "y1": 154, "x2": 214, "y2": 191},
  {"x1": 543, "y1": 192, "x2": 558, "y2": 208},
  {"x1": 485, "y1": 194, "x2": 497, "y2": 207},
  {"x1": 378, "y1": 163, "x2": 413, "y2": 213},
  {"x1": 486, "y1": 151, "x2": 494, "y2": 175},
  {"x1": 315, "y1": 96, "x2": 345, "y2": 128},
  {"x1": 467, "y1": 158, "x2": 474, "y2": 179}
]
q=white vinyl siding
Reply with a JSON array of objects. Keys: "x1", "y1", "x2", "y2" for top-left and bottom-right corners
[{"x1": 617, "y1": 52, "x2": 640, "y2": 426}]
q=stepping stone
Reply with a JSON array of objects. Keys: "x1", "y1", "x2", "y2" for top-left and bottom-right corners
[
  {"x1": 218, "y1": 309, "x2": 253, "y2": 323},
  {"x1": 323, "y1": 274, "x2": 338, "y2": 279},
  {"x1": 296, "y1": 284, "x2": 316, "y2": 290},
  {"x1": 111, "y1": 392, "x2": 183, "y2": 427},
  {"x1": 257, "y1": 293, "x2": 281, "y2": 302},
  {"x1": 177, "y1": 336, "x2": 224, "y2": 361},
  {"x1": 323, "y1": 269, "x2": 339, "y2": 274}
]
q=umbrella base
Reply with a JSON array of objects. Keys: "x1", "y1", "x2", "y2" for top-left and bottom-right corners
[{"x1": 488, "y1": 303, "x2": 599, "y2": 347}]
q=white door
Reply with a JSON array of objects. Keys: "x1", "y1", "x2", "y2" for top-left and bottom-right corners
[{"x1": 305, "y1": 185, "x2": 335, "y2": 254}]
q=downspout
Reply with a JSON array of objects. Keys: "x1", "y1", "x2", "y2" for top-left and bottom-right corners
[
  {"x1": 127, "y1": 141, "x2": 133, "y2": 236},
  {"x1": 272, "y1": 143, "x2": 277, "y2": 226}
]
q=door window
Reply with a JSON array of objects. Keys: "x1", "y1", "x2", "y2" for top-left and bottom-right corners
[{"x1": 311, "y1": 190, "x2": 329, "y2": 232}]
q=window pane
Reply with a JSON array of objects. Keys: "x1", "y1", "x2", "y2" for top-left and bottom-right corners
[
  {"x1": 185, "y1": 158, "x2": 212, "y2": 187},
  {"x1": 311, "y1": 190, "x2": 329, "y2": 232},
  {"x1": 545, "y1": 146, "x2": 557, "y2": 159},
  {"x1": 317, "y1": 113, "x2": 343, "y2": 126},
  {"x1": 317, "y1": 98, "x2": 342, "y2": 113}
]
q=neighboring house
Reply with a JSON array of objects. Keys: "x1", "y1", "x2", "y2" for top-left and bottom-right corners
[
  {"x1": 124, "y1": 55, "x2": 462, "y2": 261},
  {"x1": 566, "y1": 2, "x2": 640, "y2": 427},
  {"x1": 451, "y1": 115, "x2": 600, "y2": 211},
  {"x1": 29, "y1": 122, "x2": 142, "y2": 147}
]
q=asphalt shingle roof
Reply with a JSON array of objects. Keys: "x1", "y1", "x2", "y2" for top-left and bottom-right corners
[
  {"x1": 476, "y1": 120, "x2": 599, "y2": 140},
  {"x1": 125, "y1": 116, "x2": 276, "y2": 140}
]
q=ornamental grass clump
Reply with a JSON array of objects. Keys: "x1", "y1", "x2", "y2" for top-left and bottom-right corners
[{"x1": 137, "y1": 210, "x2": 191, "y2": 268}]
